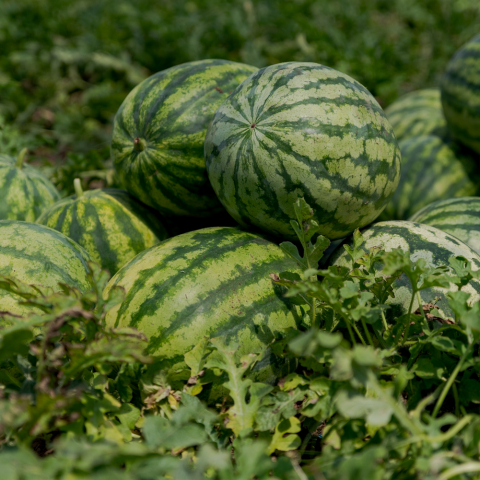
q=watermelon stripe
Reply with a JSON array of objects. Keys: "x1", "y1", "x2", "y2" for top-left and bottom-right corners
[
  {"x1": 329, "y1": 220, "x2": 480, "y2": 320},
  {"x1": 37, "y1": 188, "x2": 168, "y2": 275},
  {"x1": 104, "y1": 227, "x2": 302, "y2": 371},
  {"x1": 385, "y1": 89, "x2": 446, "y2": 141},
  {"x1": 112, "y1": 59, "x2": 258, "y2": 218},
  {"x1": 0, "y1": 221, "x2": 91, "y2": 317},
  {"x1": 0, "y1": 155, "x2": 60, "y2": 222},
  {"x1": 441, "y1": 35, "x2": 480, "y2": 154},
  {"x1": 409, "y1": 197, "x2": 480, "y2": 255},
  {"x1": 205, "y1": 62, "x2": 401, "y2": 240},
  {"x1": 383, "y1": 135, "x2": 480, "y2": 220}
]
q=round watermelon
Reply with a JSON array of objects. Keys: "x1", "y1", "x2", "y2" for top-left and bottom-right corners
[
  {"x1": 204, "y1": 62, "x2": 401, "y2": 241},
  {"x1": 0, "y1": 221, "x2": 91, "y2": 317},
  {"x1": 0, "y1": 149, "x2": 60, "y2": 222},
  {"x1": 111, "y1": 59, "x2": 258, "y2": 220},
  {"x1": 385, "y1": 89, "x2": 446, "y2": 141},
  {"x1": 382, "y1": 135, "x2": 480, "y2": 220},
  {"x1": 36, "y1": 179, "x2": 169, "y2": 275},
  {"x1": 329, "y1": 221, "x2": 480, "y2": 320},
  {"x1": 441, "y1": 35, "x2": 480, "y2": 154},
  {"x1": 409, "y1": 197, "x2": 480, "y2": 256},
  {"x1": 103, "y1": 227, "x2": 302, "y2": 380}
]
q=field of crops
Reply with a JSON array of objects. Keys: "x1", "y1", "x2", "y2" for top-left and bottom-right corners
[{"x1": 2, "y1": 2, "x2": 480, "y2": 479}]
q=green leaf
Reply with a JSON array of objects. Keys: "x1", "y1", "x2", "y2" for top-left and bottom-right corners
[
  {"x1": 267, "y1": 416, "x2": 301, "y2": 454},
  {"x1": 206, "y1": 338, "x2": 272, "y2": 436},
  {"x1": 279, "y1": 241, "x2": 305, "y2": 268}
]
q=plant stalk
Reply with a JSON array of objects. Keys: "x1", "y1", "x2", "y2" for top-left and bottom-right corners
[
  {"x1": 16, "y1": 148, "x2": 28, "y2": 169},
  {"x1": 74, "y1": 178, "x2": 84, "y2": 198}
]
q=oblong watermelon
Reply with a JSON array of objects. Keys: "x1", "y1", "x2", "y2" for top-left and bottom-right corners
[
  {"x1": 441, "y1": 35, "x2": 480, "y2": 154},
  {"x1": 204, "y1": 62, "x2": 401, "y2": 241},
  {"x1": 382, "y1": 135, "x2": 480, "y2": 220},
  {"x1": 37, "y1": 179, "x2": 168, "y2": 275},
  {"x1": 329, "y1": 220, "x2": 480, "y2": 320},
  {"x1": 0, "y1": 221, "x2": 91, "y2": 317},
  {"x1": 103, "y1": 227, "x2": 302, "y2": 380},
  {"x1": 0, "y1": 150, "x2": 60, "y2": 222},
  {"x1": 409, "y1": 197, "x2": 480, "y2": 256},
  {"x1": 111, "y1": 59, "x2": 258, "y2": 219},
  {"x1": 385, "y1": 89, "x2": 446, "y2": 141}
]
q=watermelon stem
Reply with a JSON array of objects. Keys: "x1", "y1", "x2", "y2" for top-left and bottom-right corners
[
  {"x1": 74, "y1": 178, "x2": 84, "y2": 198},
  {"x1": 16, "y1": 148, "x2": 28, "y2": 169},
  {"x1": 134, "y1": 137, "x2": 147, "y2": 152}
]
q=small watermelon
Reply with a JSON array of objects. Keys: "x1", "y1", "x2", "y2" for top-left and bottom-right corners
[
  {"x1": 385, "y1": 89, "x2": 446, "y2": 141},
  {"x1": 204, "y1": 62, "x2": 401, "y2": 241},
  {"x1": 441, "y1": 35, "x2": 480, "y2": 154},
  {"x1": 329, "y1": 221, "x2": 480, "y2": 320},
  {"x1": 382, "y1": 135, "x2": 480, "y2": 220},
  {"x1": 37, "y1": 179, "x2": 169, "y2": 275},
  {"x1": 103, "y1": 227, "x2": 303, "y2": 381},
  {"x1": 111, "y1": 59, "x2": 258, "y2": 220},
  {"x1": 0, "y1": 221, "x2": 91, "y2": 317},
  {"x1": 0, "y1": 149, "x2": 60, "y2": 221},
  {"x1": 409, "y1": 197, "x2": 480, "y2": 256}
]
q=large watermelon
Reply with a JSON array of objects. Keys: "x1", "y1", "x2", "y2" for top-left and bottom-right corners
[
  {"x1": 409, "y1": 197, "x2": 480, "y2": 256},
  {"x1": 111, "y1": 59, "x2": 258, "y2": 220},
  {"x1": 329, "y1": 221, "x2": 480, "y2": 320},
  {"x1": 103, "y1": 227, "x2": 302, "y2": 380},
  {"x1": 37, "y1": 179, "x2": 168, "y2": 275},
  {"x1": 441, "y1": 35, "x2": 480, "y2": 154},
  {"x1": 204, "y1": 62, "x2": 401, "y2": 241},
  {"x1": 385, "y1": 89, "x2": 446, "y2": 141},
  {"x1": 0, "y1": 149, "x2": 60, "y2": 222},
  {"x1": 0, "y1": 221, "x2": 91, "y2": 317},
  {"x1": 382, "y1": 135, "x2": 480, "y2": 220}
]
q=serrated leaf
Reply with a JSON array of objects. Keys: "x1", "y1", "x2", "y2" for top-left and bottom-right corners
[
  {"x1": 280, "y1": 241, "x2": 305, "y2": 268},
  {"x1": 206, "y1": 338, "x2": 272, "y2": 436}
]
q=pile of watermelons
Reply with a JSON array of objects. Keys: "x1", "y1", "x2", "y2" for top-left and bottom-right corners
[{"x1": 2, "y1": 35, "x2": 480, "y2": 380}]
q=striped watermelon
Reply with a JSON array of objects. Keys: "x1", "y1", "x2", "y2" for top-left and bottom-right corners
[
  {"x1": 329, "y1": 221, "x2": 480, "y2": 320},
  {"x1": 382, "y1": 135, "x2": 480, "y2": 220},
  {"x1": 385, "y1": 89, "x2": 446, "y2": 141},
  {"x1": 103, "y1": 227, "x2": 302, "y2": 380},
  {"x1": 409, "y1": 197, "x2": 480, "y2": 256},
  {"x1": 441, "y1": 35, "x2": 480, "y2": 154},
  {"x1": 36, "y1": 179, "x2": 169, "y2": 275},
  {"x1": 204, "y1": 62, "x2": 401, "y2": 241},
  {"x1": 111, "y1": 59, "x2": 258, "y2": 220},
  {"x1": 0, "y1": 221, "x2": 91, "y2": 317},
  {"x1": 0, "y1": 149, "x2": 60, "y2": 222}
]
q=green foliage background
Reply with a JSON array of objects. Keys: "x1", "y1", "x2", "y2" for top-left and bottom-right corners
[{"x1": 1, "y1": 0, "x2": 480, "y2": 180}]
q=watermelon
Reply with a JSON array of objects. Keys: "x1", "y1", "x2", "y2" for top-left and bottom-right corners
[
  {"x1": 329, "y1": 221, "x2": 480, "y2": 320},
  {"x1": 111, "y1": 59, "x2": 258, "y2": 220},
  {"x1": 0, "y1": 221, "x2": 91, "y2": 317},
  {"x1": 441, "y1": 35, "x2": 480, "y2": 154},
  {"x1": 0, "y1": 149, "x2": 60, "y2": 222},
  {"x1": 409, "y1": 197, "x2": 480, "y2": 256},
  {"x1": 204, "y1": 62, "x2": 401, "y2": 241},
  {"x1": 103, "y1": 227, "x2": 302, "y2": 380},
  {"x1": 36, "y1": 179, "x2": 169, "y2": 275},
  {"x1": 382, "y1": 135, "x2": 480, "y2": 220},
  {"x1": 384, "y1": 89, "x2": 446, "y2": 141}
]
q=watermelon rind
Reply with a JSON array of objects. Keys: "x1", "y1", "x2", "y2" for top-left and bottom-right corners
[
  {"x1": 441, "y1": 34, "x2": 480, "y2": 154},
  {"x1": 103, "y1": 227, "x2": 303, "y2": 381},
  {"x1": 0, "y1": 221, "x2": 91, "y2": 317},
  {"x1": 409, "y1": 197, "x2": 480, "y2": 256},
  {"x1": 385, "y1": 88, "x2": 446, "y2": 141},
  {"x1": 111, "y1": 59, "x2": 258, "y2": 219},
  {"x1": 0, "y1": 152, "x2": 60, "y2": 222},
  {"x1": 382, "y1": 134, "x2": 480, "y2": 220},
  {"x1": 329, "y1": 220, "x2": 480, "y2": 320},
  {"x1": 204, "y1": 62, "x2": 401, "y2": 241},
  {"x1": 37, "y1": 185, "x2": 169, "y2": 275}
]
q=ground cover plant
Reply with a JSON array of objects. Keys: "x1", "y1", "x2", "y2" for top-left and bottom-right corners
[{"x1": 1, "y1": 200, "x2": 480, "y2": 479}]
